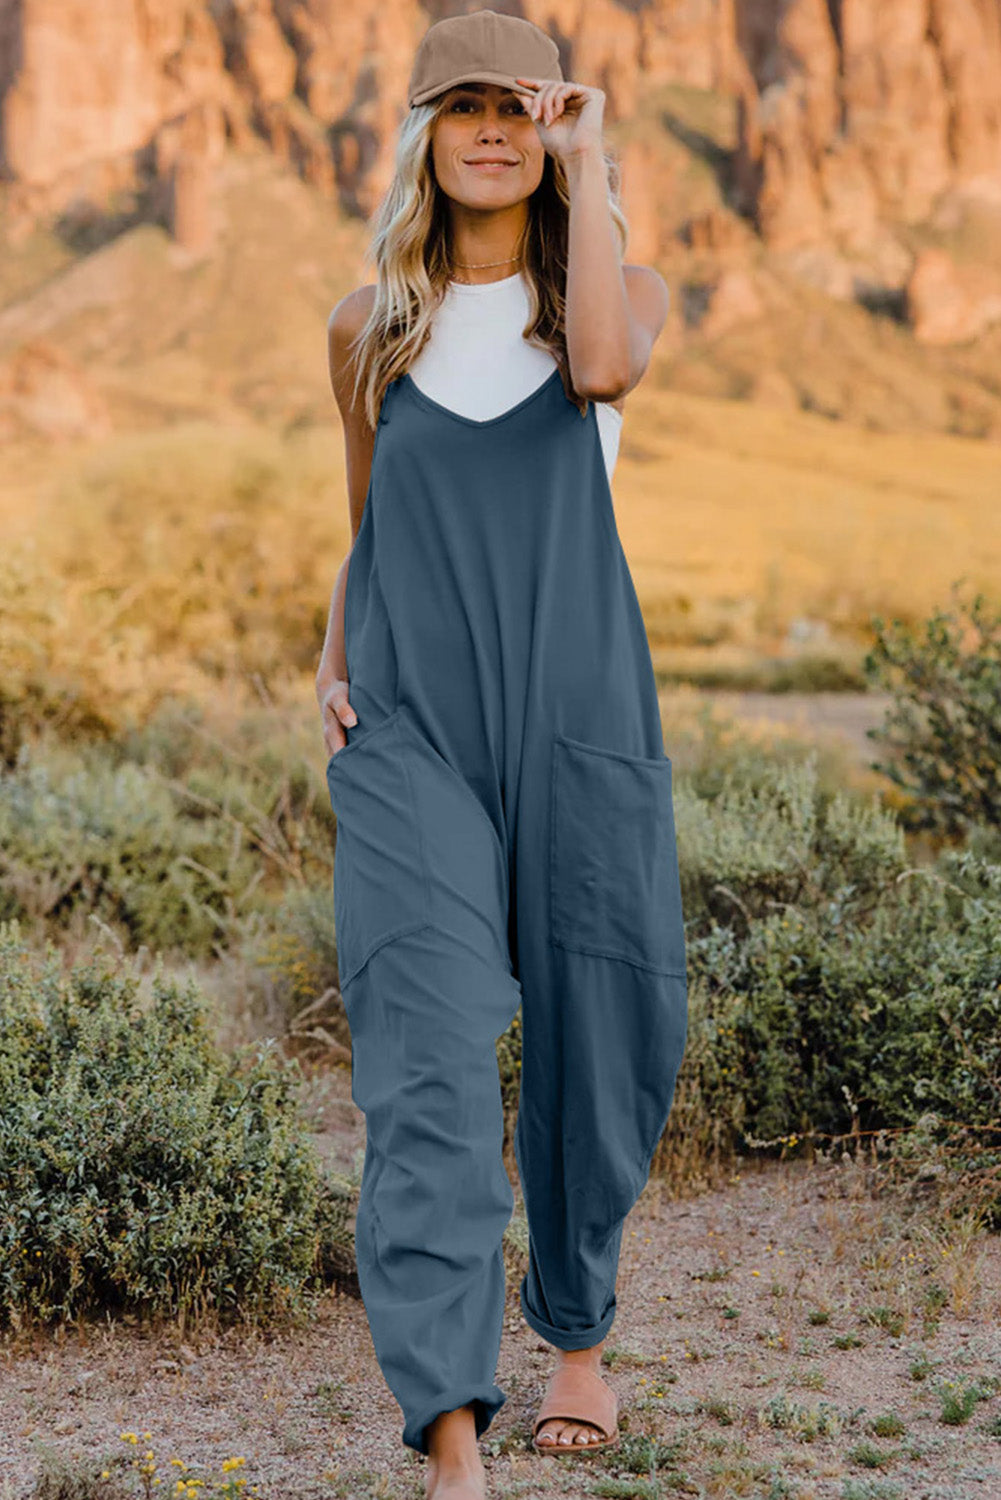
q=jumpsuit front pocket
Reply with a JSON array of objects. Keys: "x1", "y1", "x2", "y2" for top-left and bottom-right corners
[
  {"x1": 326, "y1": 707, "x2": 430, "y2": 988},
  {"x1": 549, "y1": 732, "x2": 687, "y2": 976}
]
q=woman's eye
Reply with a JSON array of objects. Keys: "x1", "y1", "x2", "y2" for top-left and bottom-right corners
[{"x1": 450, "y1": 98, "x2": 526, "y2": 114}]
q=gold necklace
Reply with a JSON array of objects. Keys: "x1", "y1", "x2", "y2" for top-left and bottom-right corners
[
  {"x1": 453, "y1": 254, "x2": 520, "y2": 267},
  {"x1": 451, "y1": 252, "x2": 521, "y2": 285}
]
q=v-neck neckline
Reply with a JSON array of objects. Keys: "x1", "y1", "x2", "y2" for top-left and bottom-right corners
[{"x1": 399, "y1": 368, "x2": 564, "y2": 429}]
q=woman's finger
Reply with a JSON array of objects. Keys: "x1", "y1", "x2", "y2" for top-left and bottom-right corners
[
  {"x1": 322, "y1": 681, "x2": 357, "y2": 729},
  {"x1": 520, "y1": 78, "x2": 555, "y2": 120}
]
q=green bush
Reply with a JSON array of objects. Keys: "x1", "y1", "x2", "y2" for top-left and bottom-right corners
[
  {"x1": 647, "y1": 746, "x2": 1001, "y2": 1216},
  {"x1": 674, "y1": 749, "x2": 908, "y2": 927},
  {"x1": 250, "y1": 882, "x2": 341, "y2": 1016},
  {"x1": 0, "y1": 921, "x2": 332, "y2": 1331},
  {"x1": 687, "y1": 848, "x2": 999, "y2": 1139},
  {"x1": 0, "y1": 753, "x2": 265, "y2": 956},
  {"x1": 864, "y1": 584, "x2": 1001, "y2": 835},
  {"x1": 0, "y1": 714, "x2": 336, "y2": 959}
]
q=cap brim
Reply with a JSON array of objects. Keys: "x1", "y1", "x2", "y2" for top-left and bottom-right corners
[{"x1": 409, "y1": 70, "x2": 539, "y2": 108}]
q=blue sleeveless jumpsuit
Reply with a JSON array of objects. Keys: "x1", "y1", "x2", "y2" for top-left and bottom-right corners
[{"x1": 326, "y1": 363, "x2": 688, "y2": 1457}]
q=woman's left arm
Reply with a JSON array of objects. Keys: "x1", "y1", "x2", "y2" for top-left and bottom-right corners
[{"x1": 515, "y1": 76, "x2": 670, "y2": 400}]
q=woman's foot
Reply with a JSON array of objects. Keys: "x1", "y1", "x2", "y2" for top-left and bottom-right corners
[
  {"x1": 534, "y1": 1337, "x2": 610, "y2": 1449},
  {"x1": 425, "y1": 1460, "x2": 486, "y2": 1500},
  {"x1": 425, "y1": 1404, "x2": 487, "y2": 1500}
]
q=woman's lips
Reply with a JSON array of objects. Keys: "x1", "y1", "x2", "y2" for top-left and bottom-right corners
[{"x1": 465, "y1": 160, "x2": 517, "y2": 171}]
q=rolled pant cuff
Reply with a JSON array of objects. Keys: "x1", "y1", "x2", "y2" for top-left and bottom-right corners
[
  {"x1": 403, "y1": 1385, "x2": 508, "y2": 1457},
  {"x1": 519, "y1": 1278, "x2": 617, "y2": 1350}
]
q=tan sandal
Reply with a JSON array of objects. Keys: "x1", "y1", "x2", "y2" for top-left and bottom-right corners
[{"x1": 531, "y1": 1361, "x2": 620, "y2": 1457}]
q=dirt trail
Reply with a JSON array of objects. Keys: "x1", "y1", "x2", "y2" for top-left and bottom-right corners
[
  {"x1": 705, "y1": 690, "x2": 891, "y2": 762},
  {"x1": 2, "y1": 1062, "x2": 999, "y2": 1500}
]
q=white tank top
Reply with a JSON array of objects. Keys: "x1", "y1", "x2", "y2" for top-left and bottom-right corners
[{"x1": 406, "y1": 269, "x2": 623, "y2": 483}]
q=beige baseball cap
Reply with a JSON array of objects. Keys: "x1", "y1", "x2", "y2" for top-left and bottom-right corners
[{"x1": 407, "y1": 9, "x2": 563, "y2": 109}]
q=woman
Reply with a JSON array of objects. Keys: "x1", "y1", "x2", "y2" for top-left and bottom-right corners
[{"x1": 317, "y1": 11, "x2": 688, "y2": 1498}]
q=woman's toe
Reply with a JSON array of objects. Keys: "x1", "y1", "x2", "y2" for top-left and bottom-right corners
[{"x1": 536, "y1": 1416, "x2": 605, "y2": 1448}]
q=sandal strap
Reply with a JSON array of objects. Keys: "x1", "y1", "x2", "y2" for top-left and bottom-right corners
[{"x1": 533, "y1": 1363, "x2": 618, "y2": 1441}]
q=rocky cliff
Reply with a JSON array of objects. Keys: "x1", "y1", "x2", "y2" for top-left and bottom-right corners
[
  {"x1": 3, "y1": 2, "x2": 1000, "y2": 251},
  {"x1": 2, "y1": 0, "x2": 1001, "y2": 439}
]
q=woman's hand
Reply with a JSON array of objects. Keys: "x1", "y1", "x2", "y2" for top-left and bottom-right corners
[
  {"x1": 513, "y1": 76, "x2": 605, "y2": 162},
  {"x1": 317, "y1": 675, "x2": 358, "y2": 758}
]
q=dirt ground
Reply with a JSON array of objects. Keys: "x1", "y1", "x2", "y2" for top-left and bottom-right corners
[
  {"x1": 696, "y1": 691, "x2": 890, "y2": 767},
  {"x1": 2, "y1": 1053, "x2": 999, "y2": 1500}
]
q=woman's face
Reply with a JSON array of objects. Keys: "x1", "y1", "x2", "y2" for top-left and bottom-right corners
[{"x1": 430, "y1": 81, "x2": 545, "y2": 206}]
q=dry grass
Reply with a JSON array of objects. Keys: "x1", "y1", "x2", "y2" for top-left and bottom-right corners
[
  {"x1": 616, "y1": 370, "x2": 1001, "y2": 670},
  {"x1": 2, "y1": 359, "x2": 999, "y2": 754}
]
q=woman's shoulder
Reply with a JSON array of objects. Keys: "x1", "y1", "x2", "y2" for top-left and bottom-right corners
[
  {"x1": 327, "y1": 285, "x2": 379, "y2": 404},
  {"x1": 623, "y1": 263, "x2": 669, "y2": 301},
  {"x1": 621, "y1": 264, "x2": 671, "y2": 340},
  {"x1": 328, "y1": 283, "x2": 377, "y2": 344},
  {"x1": 326, "y1": 285, "x2": 380, "y2": 424}
]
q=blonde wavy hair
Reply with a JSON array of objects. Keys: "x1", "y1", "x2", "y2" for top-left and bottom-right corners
[{"x1": 347, "y1": 94, "x2": 630, "y2": 431}]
